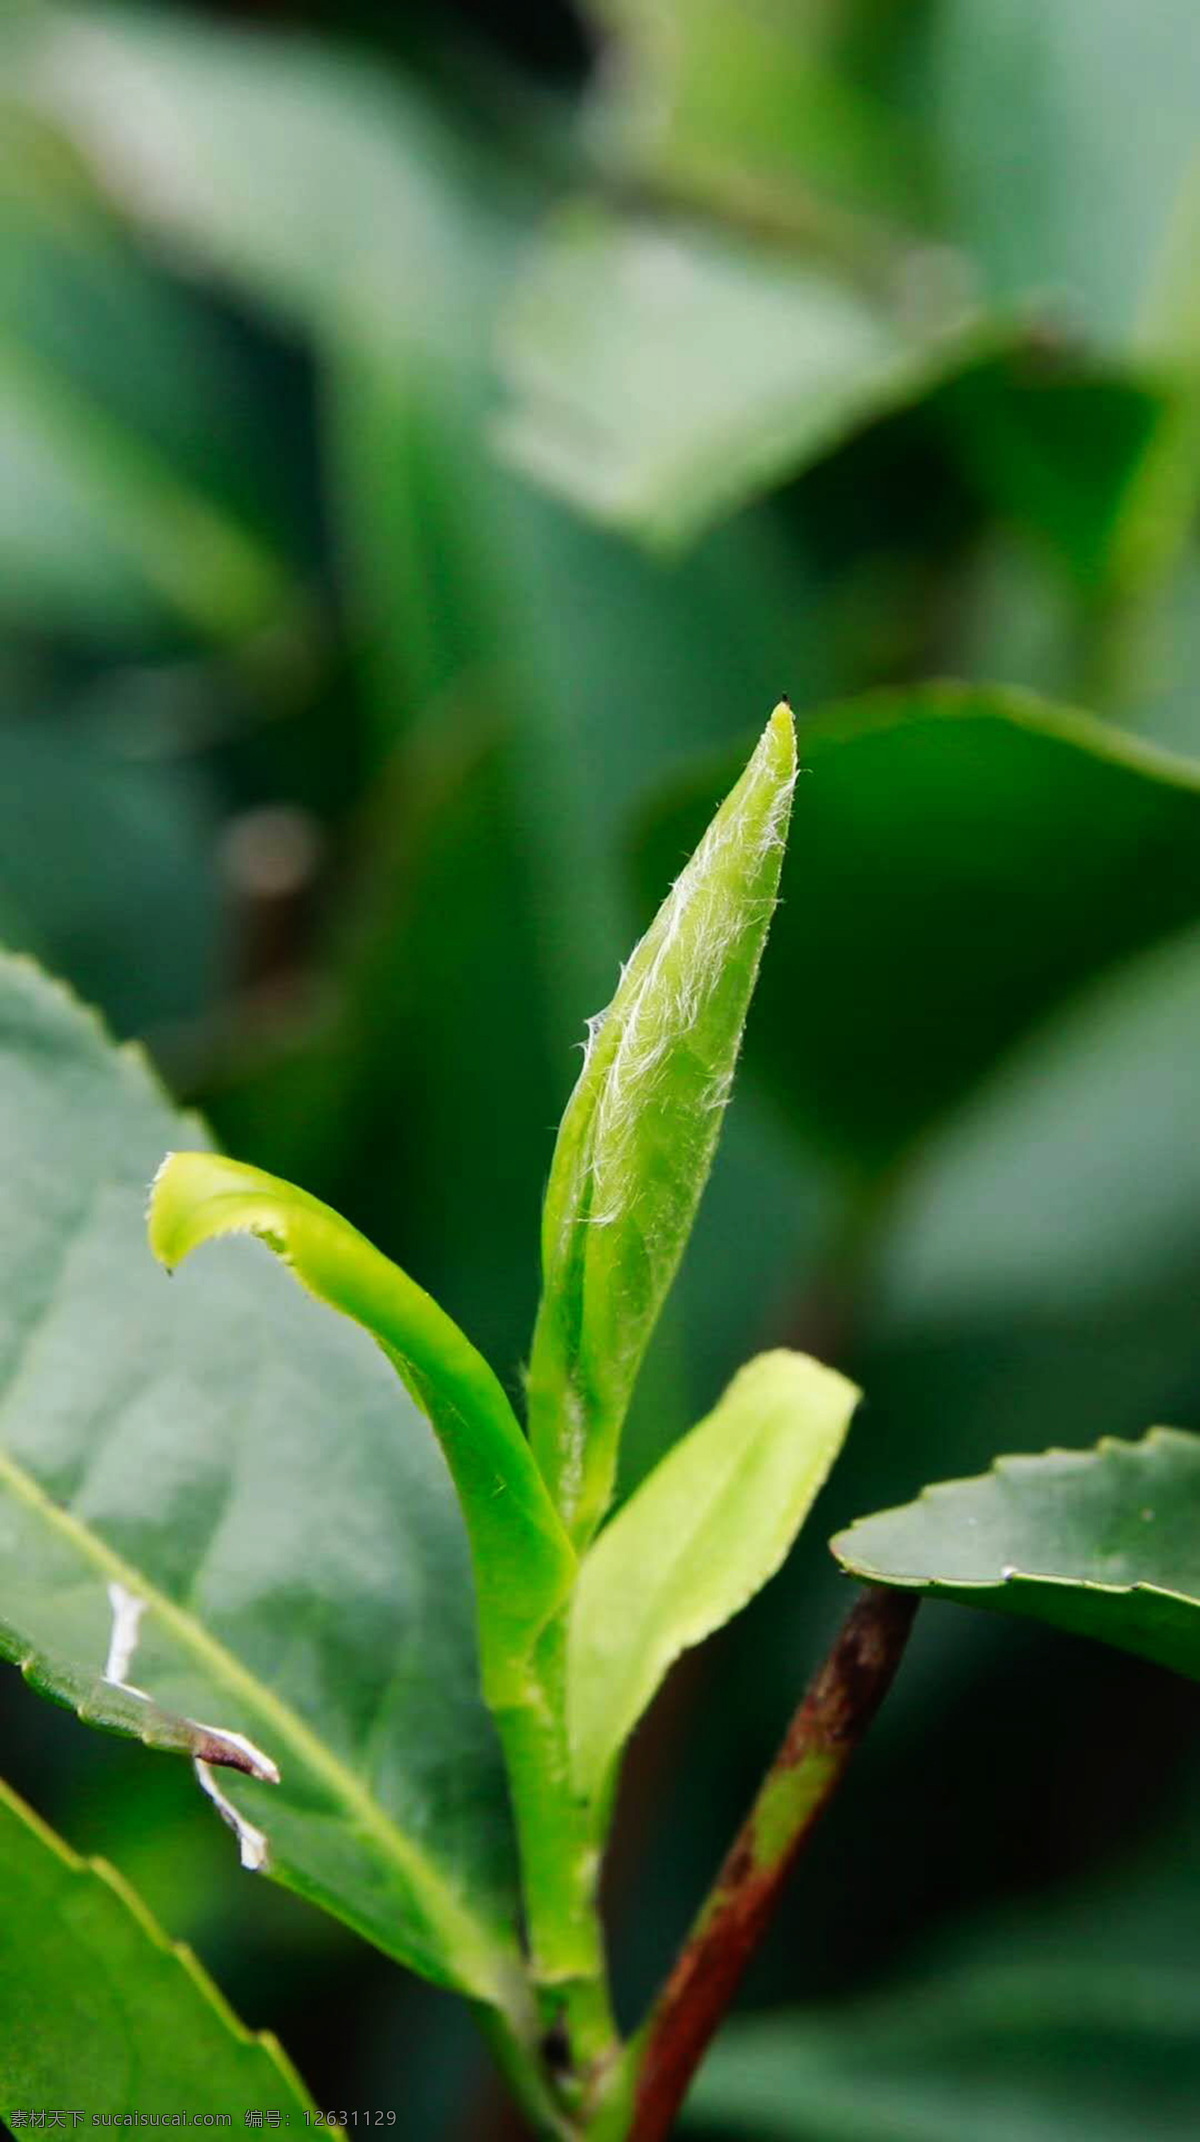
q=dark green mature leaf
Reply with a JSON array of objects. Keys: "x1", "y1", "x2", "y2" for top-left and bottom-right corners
[
  {"x1": 687, "y1": 1960, "x2": 1200, "y2": 2140},
  {"x1": 0, "y1": 719, "x2": 223, "y2": 1036},
  {"x1": 496, "y1": 204, "x2": 990, "y2": 548},
  {"x1": 569, "y1": 1352, "x2": 858, "y2": 1803},
  {"x1": 637, "y1": 684, "x2": 1200, "y2": 1165},
  {"x1": 942, "y1": 362, "x2": 1169, "y2": 587},
  {"x1": 936, "y1": 0, "x2": 1200, "y2": 355},
  {"x1": 0, "y1": 147, "x2": 292, "y2": 647},
  {"x1": 0, "y1": 345, "x2": 288, "y2": 646},
  {"x1": 0, "y1": 956, "x2": 523, "y2": 2011},
  {"x1": 833, "y1": 1429, "x2": 1200, "y2": 1680},
  {"x1": 0, "y1": 382, "x2": 157, "y2": 640},
  {"x1": 0, "y1": 1777, "x2": 313, "y2": 2117},
  {"x1": 866, "y1": 921, "x2": 1200, "y2": 1333},
  {"x1": 528, "y1": 706, "x2": 796, "y2": 1547},
  {"x1": 833, "y1": 925, "x2": 1200, "y2": 1576},
  {"x1": 690, "y1": 1702, "x2": 1200, "y2": 2136},
  {"x1": 149, "y1": 1152, "x2": 576, "y2": 1705}
]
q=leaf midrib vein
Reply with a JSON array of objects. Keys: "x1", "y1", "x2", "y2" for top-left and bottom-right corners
[{"x1": 0, "y1": 1444, "x2": 513, "y2": 1990}]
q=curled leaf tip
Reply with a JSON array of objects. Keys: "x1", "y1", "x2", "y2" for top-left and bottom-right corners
[
  {"x1": 146, "y1": 1151, "x2": 176, "y2": 1249},
  {"x1": 146, "y1": 1149, "x2": 575, "y2": 1701},
  {"x1": 148, "y1": 1151, "x2": 296, "y2": 1276}
]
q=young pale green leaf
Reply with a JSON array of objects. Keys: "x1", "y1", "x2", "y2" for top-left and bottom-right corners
[
  {"x1": 0, "y1": 955, "x2": 522, "y2": 2012},
  {"x1": 150, "y1": 1152, "x2": 575, "y2": 1704},
  {"x1": 569, "y1": 1351, "x2": 858, "y2": 1802},
  {"x1": 528, "y1": 704, "x2": 797, "y2": 1550},
  {"x1": 0, "y1": 1776, "x2": 313, "y2": 2117},
  {"x1": 833, "y1": 1428, "x2": 1200, "y2": 1680}
]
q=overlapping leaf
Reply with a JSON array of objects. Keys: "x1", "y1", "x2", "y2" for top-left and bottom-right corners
[
  {"x1": 0, "y1": 134, "x2": 291, "y2": 645},
  {"x1": 0, "y1": 956, "x2": 522, "y2": 2010},
  {"x1": 0, "y1": 1777, "x2": 313, "y2": 2117}
]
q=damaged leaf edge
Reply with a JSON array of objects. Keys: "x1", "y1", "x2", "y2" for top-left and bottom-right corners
[{"x1": 0, "y1": 1443, "x2": 522, "y2": 2007}]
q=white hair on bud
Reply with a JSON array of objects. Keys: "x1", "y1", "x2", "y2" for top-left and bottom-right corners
[{"x1": 582, "y1": 749, "x2": 796, "y2": 1237}]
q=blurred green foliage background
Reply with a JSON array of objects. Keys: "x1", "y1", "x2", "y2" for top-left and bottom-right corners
[{"x1": 3, "y1": 0, "x2": 1200, "y2": 2132}]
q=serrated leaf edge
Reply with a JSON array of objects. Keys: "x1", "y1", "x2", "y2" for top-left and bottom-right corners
[
  {"x1": 832, "y1": 1425, "x2": 1200, "y2": 1613},
  {"x1": 0, "y1": 1775, "x2": 315, "y2": 2109}
]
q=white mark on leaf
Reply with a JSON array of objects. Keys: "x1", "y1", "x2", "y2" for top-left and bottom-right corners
[
  {"x1": 101, "y1": 1583, "x2": 279, "y2": 1783},
  {"x1": 104, "y1": 1581, "x2": 148, "y2": 1688},
  {"x1": 195, "y1": 1759, "x2": 271, "y2": 1872}
]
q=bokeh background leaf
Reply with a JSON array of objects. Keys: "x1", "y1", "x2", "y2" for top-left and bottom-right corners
[
  {"x1": 4, "y1": 0, "x2": 1200, "y2": 2122},
  {"x1": 636, "y1": 684, "x2": 1200, "y2": 1165}
]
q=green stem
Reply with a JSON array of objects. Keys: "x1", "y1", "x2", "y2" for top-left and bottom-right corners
[
  {"x1": 495, "y1": 1615, "x2": 620, "y2": 2109},
  {"x1": 474, "y1": 2003, "x2": 578, "y2": 2142}
]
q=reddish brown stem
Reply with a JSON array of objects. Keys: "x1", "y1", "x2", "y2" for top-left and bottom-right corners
[{"x1": 627, "y1": 1585, "x2": 918, "y2": 2142}]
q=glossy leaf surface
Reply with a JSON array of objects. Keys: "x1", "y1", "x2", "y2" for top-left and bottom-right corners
[
  {"x1": 569, "y1": 1351, "x2": 858, "y2": 1802},
  {"x1": 528, "y1": 705, "x2": 796, "y2": 1546},
  {"x1": 0, "y1": 1777, "x2": 313, "y2": 2118},
  {"x1": 0, "y1": 957, "x2": 521, "y2": 2009},
  {"x1": 834, "y1": 1429, "x2": 1200, "y2": 1681}
]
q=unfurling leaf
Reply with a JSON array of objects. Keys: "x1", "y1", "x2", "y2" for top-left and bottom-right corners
[
  {"x1": 833, "y1": 1428, "x2": 1200, "y2": 1681},
  {"x1": 528, "y1": 703, "x2": 797, "y2": 1549},
  {"x1": 149, "y1": 1152, "x2": 575, "y2": 1704},
  {"x1": 569, "y1": 1350, "x2": 858, "y2": 1803}
]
